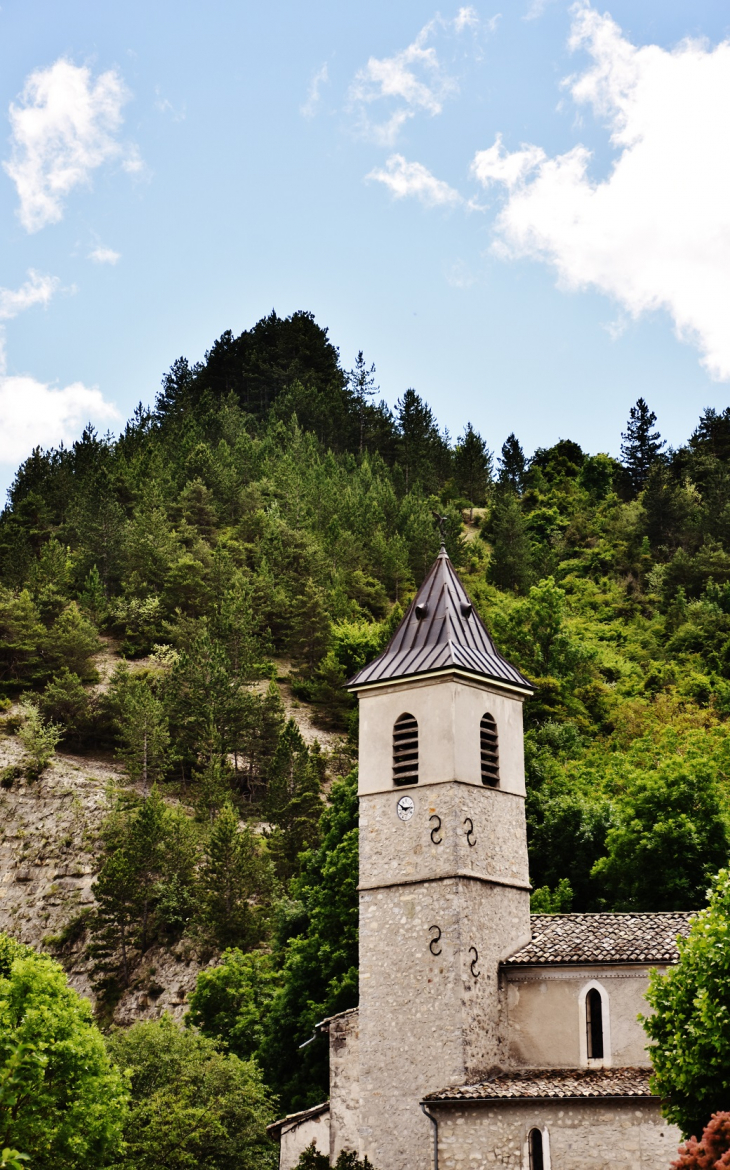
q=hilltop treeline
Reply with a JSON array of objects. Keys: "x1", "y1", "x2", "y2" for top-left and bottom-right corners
[{"x1": 2, "y1": 309, "x2": 730, "y2": 1114}]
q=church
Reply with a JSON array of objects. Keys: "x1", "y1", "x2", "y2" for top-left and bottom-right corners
[{"x1": 269, "y1": 544, "x2": 690, "y2": 1170}]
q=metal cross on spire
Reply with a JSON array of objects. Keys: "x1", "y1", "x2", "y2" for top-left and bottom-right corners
[{"x1": 432, "y1": 511, "x2": 448, "y2": 549}]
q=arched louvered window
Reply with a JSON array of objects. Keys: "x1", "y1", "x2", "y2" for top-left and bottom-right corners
[
  {"x1": 393, "y1": 713, "x2": 419, "y2": 786},
  {"x1": 480, "y1": 713, "x2": 499, "y2": 786},
  {"x1": 528, "y1": 1128, "x2": 544, "y2": 1170},
  {"x1": 586, "y1": 988, "x2": 604, "y2": 1060}
]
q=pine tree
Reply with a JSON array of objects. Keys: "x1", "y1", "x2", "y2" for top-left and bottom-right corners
[
  {"x1": 266, "y1": 721, "x2": 323, "y2": 879},
  {"x1": 487, "y1": 492, "x2": 533, "y2": 593},
  {"x1": 347, "y1": 351, "x2": 378, "y2": 455},
  {"x1": 127, "y1": 788, "x2": 168, "y2": 952},
  {"x1": 91, "y1": 844, "x2": 139, "y2": 986},
  {"x1": 621, "y1": 398, "x2": 665, "y2": 493},
  {"x1": 395, "y1": 389, "x2": 450, "y2": 492},
  {"x1": 116, "y1": 674, "x2": 170, "y2": 792},
  {"x1": 289, "y1": 581, "x2": 330, "y2": 672},
  {"x1": 689, "y1": 406, "x2": 730, "y2": 462},
  {"x1": 498, "y1": 434, "x2": 526, "y2": 492},
  {"x1": 201, "y1": 804, "x2": 271, "y2": 949},
  {"x1": 453, "y1": 423, "x2": 492, "y2": 514},
  {"x1": 78, "y1": 564, "x2": 106, "y2": 624}
]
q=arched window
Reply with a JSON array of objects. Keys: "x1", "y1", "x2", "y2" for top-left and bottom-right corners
[
  {"x1": 528, "y1": 1128, "x2": 544, "y2": 1170},
  {"x1": 586, "y1": 987, "x2": 604, "y2": 1060},
  {"x1": 393, "y1": 713, "x2": 419, "y2": 785},
  {"x1": 480, "y1": 713, "x2": 499, "y2": 785}
]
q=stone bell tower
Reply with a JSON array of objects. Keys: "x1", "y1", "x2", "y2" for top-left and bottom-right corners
[{"x1": 347, "y1": 546, "x2": 533, "y2": 1170}]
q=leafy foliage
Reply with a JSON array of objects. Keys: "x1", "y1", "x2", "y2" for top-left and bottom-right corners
[
  {"x1": 105, "y1": 1015, "x2": 276, "y2": 1170},
  {"x1": 643, "y1": 870, "x2": 730, "y2": 1137},
  {"x1": 294, "y1": 1143, "x2": 376, "y2": 1170},
  {"x1": 0, "y1": 934, "x2": 127, "y2": 1168}
]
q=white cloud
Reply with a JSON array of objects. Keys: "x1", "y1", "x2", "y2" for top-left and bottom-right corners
[
  {"x1": 4, "y1": 58, "x2": 138, "y2": 233},
  {"x1": 349, "y1": 10, "x2": 483, "y2": 144},
  {"x1": 0, "y1": 270, "x2": 117, "y2": 468},
  {"x1": 88, "y1": 245, "x2": 120, "y2": 265},
  {"x1": 523, "y1": 0, "x2": 556, "y2": 20},
  {"x1": 367, "y1": 154, "x2": 462, "y2": 207},
  {"x1": 0, "y1": 375, "x2": 119, "y2": 464},
  {"x1": 472, "y1": 133, "x2": 546, "y2": 188},
  {"x1": 0, "y1": 270, "x2": 59, "y2": 320},
  {"x1": 454, "y1": 7, "x2": 480, "y2": 33},
  {"x1": 301, "y1": 64, "x2": 329, "y2": 119},
  {"x1": 471, "y1": 2, "x2": 730, "y2": 380}
]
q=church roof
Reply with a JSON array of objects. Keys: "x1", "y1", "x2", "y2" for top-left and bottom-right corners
[
  {"x1": 347, "y1": 546, "x2": 532, "y2": 693},
  {"x1": 504, "y1": 911, "x2": 693, "y2": 966},
  {"x1": 266, "y1": 1102, "x2": 329, "y2": 1138},
  {"x1": 424, "y1": 1067, "x2": 655, "y2": 1103}
]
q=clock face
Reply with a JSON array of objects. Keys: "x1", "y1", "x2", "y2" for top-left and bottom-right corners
[{"x1": 397, "y1": 795, "x2": 415, "y2": 821}]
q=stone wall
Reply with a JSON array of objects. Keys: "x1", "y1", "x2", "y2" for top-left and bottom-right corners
[
  {"x1": 358, "y1": 874, "x2": 530, "y2": 1170},
  {"x1": 431, "y1": 1098, "x2": 681, "y2": 1170},
  {"x1": 359, "y1": 784, "x2": 530, "y2": 892},
  {"x1": 328, "y1": 1009, "x2": 361, "y2": 1161},
  {"x1": 504, "y1": 964, "x2": 665, "y2": 1069},
  {"x1": 279, "y1": 1108, "x2": 331, "y2": 1170}
]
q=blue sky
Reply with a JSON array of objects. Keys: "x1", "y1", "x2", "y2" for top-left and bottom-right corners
[{"x1": 1, "y1": 0, "x2": 730, "y2": 494}]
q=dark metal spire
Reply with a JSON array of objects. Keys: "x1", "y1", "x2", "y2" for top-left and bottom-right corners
[{"x1": 347, "y1": 548, "x2": 533, "y2": 693}]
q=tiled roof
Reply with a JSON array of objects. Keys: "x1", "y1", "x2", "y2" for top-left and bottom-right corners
[
  {"x1": 504, "y1": 912, "x2": 693, "y2": 966},
  {"x1": 347, "y1": 547, "x2": 532, "y2": 693},
  {"x1": 267, "y1": 1102, "x2": 329, "y2": 1138},
  {"x1": 316, "y1": 1007, "x2": 359, "y2": 1031},
  {"x1": 425, "y1": 1067, "x2": 655, "y2": 1102}
]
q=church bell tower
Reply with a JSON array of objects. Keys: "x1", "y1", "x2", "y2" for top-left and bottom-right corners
[{"x1": 347, "y1": 545, "x2": 533, "y2": 1170}]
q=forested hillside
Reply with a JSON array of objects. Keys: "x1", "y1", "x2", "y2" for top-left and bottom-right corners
[{"x1": 2, "y1": 308, "x2": 730, "y2": 1121}]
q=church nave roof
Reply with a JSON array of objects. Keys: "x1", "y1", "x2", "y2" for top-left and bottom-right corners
[
  {"x1": 424, "y1": 1066, "x2": 655, "y2": 1102},
  {"x1": 504, "y1": 911, "x2": 693, "y2": 966}
]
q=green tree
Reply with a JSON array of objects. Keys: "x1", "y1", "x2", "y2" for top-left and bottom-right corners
[
  {"x1": 266, "y1": 722, "x2": 323, "y2": 881},
  {"x1": 347, "y1": 351, "x2": 378, "y2": 455},
  {"x1": 295, "y1": 1146, "x2": 376, "y2": 1170},
  {"x1": 643, "y1": 869, "x2": 730, "y2": 1137},
  {"x1": 200, "y1": 804, "x2": 273, "y2": 949},
  {"x1": 0, "y1": 934, "x2": 127, "y2": 1168},
  {"x1": 17, "y1": 700, "x2": 62, "y2": 776},
  {"x1": 486, "y1": 492, "x2": 532, "y2": 593},
  {"x1": 91, "y1": 837, "x2": 140, "y2": 987},
  {"x1": 453, "y1": 423, "x2": 491, "y2": 512},
  {"x1": 114, "y1": 671, "x2": 170, "y2": 791},
  {"x1": 105, "y1": 1014, "x2": 276, "y2": 1170},
  {"x1": 91, "y1": 791, "x2": 199, "y2": 984},
  {"x1": 289, "y1": 583, "x2": 330, "y2": 673},
  {"x1": 260, "y1": 771, "x2": 359, "y2": 1111},
  {"x1": 164, "y1": 628, "x2": 254, "y2": 778},
  {"x1": 592, "y1": 761, "x2": 729, "y2": 911},
  {"x1": 621, "y1": 397, "x2": 665, "y2": 494},
  {"x1": 78, "y1": 564, "x2": 106, "y2": 624},
  {"x1": 395, "y1": 389, "x2": 449, "y2": 493},
  {"x1": 48, "y1": 602, "x2": 100, "y2": 680},
  {"x1": 187, "y1": 950, "x2": 280, "y2": 1062},
  {"x1": 0, "y1": 590, "x2": 46, "y2": 693},
  {"x1": 497, "y1": 433, "x2": 526, "y2": 492},
  {"x1": 126, "y1": 788, "x2": 169, "y2": 952},
  {"x1": 38, "y1": 669, "x2": 92, "y2": 745}
]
